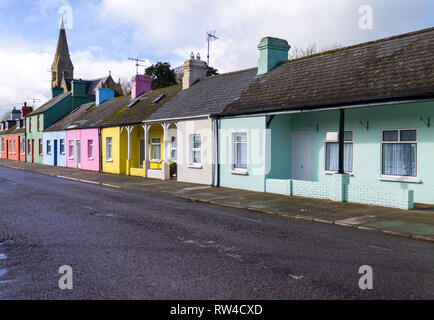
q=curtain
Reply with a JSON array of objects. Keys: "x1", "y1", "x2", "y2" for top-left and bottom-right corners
[
  {"x1": 326, "y1": 143, "x2": 353, "y2": 172},
  {"x1": 382, "y1": 143, "x2": 416, "y2": 176},
  {"x1": 236, "y1": 142, "x2": 247, "y2": 169}
]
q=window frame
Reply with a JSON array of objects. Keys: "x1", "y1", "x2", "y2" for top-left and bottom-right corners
[
  {"x1": 324, "y1": 130, "x2": 353, "y2": 174},
  {"x1": 12, "y1": 140, "x2": 16, "y2": 155},
  {"x1": 46, "y1": 140, "x2": 52, "y2": 155},
  {"x1": 189, "y1": 134, "x2": 202, "y2": 168},
  {"x1": 59, "y1": 139, "x2": 65, "y2": 155},
  {"x1": 38, "y1": 139, "x2": 43, "y2": 156},
  {"x1": 380, "y1": 128, "x2": 418, "y2": 182},
  {"x1": 150, "y1": 137, "x2": 162, "y2": 162},
  {"x1": 231, "y1": 132, "x2": 248, "y2": 174},
  {"x1": 8, "y1": 140, "x2": 12, "y2": 154},
  {"x1": 37, "y1": 115, "x2": 40, "y2": 132},
  {"x1": 20, "y1": 138, "x2": 25, "y2": 155},
  {"x1": 87, "y1": 139, "x2": 93, "y2": 160},
  {"x1": 0, "y1": 138, "x2": 4, "y2": 154},
  {"x1": 170, "y1": 136, "x2": 177, "y2": 161},
  {"x1": 27, "y1": 139, "x2": 31, "y2": 155},
  {"x1": 68, "y1": 140, "x2": 74, "y2": 160},
  {"x1": 105, "y1": 137, "x2": 112, "y2": 162}
]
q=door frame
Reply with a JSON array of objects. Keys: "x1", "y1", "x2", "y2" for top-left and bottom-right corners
[
  {"x1": 291, "y1": 131, "x2": 311, "y2": 181},
  {"x1": 76, "y1": 140, "x2": 81, "y2": 169},
  {"x1": 54, "y1": 139, "x2": 58, "y2": 166}
]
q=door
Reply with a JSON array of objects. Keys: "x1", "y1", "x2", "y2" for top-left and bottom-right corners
[
  {"x1": 292, "y1": 132, "x2": 311, "y2": 181},
  {"x1": 54, "y1": 140, "x2": 58, "y2": 166},
  {"x1": 76, "y1": 140, "x2": 81, "y2": 169},
  {"x1": 139, "y1": 139, "x2": 144, "y2": 168},
  {"x1": 31, "y1": 139, "x2": 34, "y2": 163}
]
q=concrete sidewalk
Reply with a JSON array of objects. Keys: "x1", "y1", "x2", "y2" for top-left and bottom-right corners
[{"x1": 1, "y1": 158, "x2": 434, "y2": 242}]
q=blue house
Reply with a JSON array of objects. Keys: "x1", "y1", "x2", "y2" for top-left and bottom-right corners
[{"x1": 216, "y1": 28, "x2": 434, "y2": 210}]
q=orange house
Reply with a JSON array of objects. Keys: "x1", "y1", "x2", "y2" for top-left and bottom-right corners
[{"x1": 0, "y1": 120, "x2": 26, "y2": 162}]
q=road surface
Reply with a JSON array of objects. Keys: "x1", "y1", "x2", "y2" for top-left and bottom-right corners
[{"x1": 0, "y1": 166, "x2": 433, "y2": 299}]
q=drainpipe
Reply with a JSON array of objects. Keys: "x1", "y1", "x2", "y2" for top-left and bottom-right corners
[
  {"x1": 338, "y1": 109, "x2": 345, "y2": 174},
  {"x1": 98, "y1": 128, "x2": 102, "y2": 172},
  {"x1": 215, "y1": 117, "x2": 220, "y2": 187}
]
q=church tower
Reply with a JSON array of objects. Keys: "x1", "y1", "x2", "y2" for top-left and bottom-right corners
[{"x1": 51, "y1": 18, "x2": 74, "y2": 89}]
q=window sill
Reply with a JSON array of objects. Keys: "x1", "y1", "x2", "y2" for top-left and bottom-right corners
[
  {"x1": 105, "y1": 159, "x2": 113, "y2": 162},
  {"x1": 231, "y1": 169, "x2": 248, "y2": 175},
  {"x1": 325, "y1": 171, "x2": 354, "y2": 176},
  {"x1": 87, "y1": 157, "x2": 94, "y2": 161},
  {"x1": 68, "y1": 157, "x2": 74, "y2": 160},
  {"x1": 150, "y1": 160, "x2": 162, "y2": 163},
  {"x1": 188, "y1": 164, "x2": 203, "y2": 169},
  {"x1": 379, "y1": 175, "x2": 421, "y2": 183}
]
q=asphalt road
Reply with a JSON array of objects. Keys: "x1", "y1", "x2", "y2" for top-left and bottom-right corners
[{"x1": 0, "y1": 165, "x2": 433, "y2": 300}]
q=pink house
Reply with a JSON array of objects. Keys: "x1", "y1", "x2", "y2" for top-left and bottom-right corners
[
  {"x1": 65, "y1": 88, "x2": 115, "y2": 171},
  {"x1": 66, "y1": 128, "x2": 100, "y2": 171}
]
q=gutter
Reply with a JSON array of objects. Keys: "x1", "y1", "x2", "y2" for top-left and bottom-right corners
[
  {"x1": 214, "y1": 95, "x2": 434, "y2": 119},
  {"x1": 143, "y1": 114, "x2": 210, "y2": 124}
]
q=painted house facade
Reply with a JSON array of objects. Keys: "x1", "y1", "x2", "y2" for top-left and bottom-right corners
[
  {"x1": 217, "y1": 28, "x2": 434, "y2": 209},
  {"x1": 144, "y1": 57, "x2": 256, "y2": 184},
  {"x1": 99, "y1": 75, "x2": 181, "y2": 178}
]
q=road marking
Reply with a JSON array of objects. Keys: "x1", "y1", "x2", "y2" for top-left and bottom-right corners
[
  {"x1": 182, "y1": 186, "x2": 212, "y2": 191},
  {"x1": 289, "y1": 274, "x2": 304, "y2": 280},
  {"x1": 80, "y1": 179, "x2": 100, "y2": 185},
  {"x1": 102, "y1": 183, "x2": 121, "y2": 189}
]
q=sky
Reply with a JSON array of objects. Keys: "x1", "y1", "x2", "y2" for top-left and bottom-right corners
[{"x1": 0, "y1": 0, "x2": 432, "y2": 115}]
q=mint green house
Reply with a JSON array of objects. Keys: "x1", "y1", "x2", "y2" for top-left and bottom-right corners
[
  {"x1": 26, "y1": 81, "x2": 91, "y2": 164},
  {"x1": 217, "y1": 28, "x2": 434, "y2": 209}
]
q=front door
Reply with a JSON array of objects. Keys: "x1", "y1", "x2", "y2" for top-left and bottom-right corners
[
  {"x1": 292, "y1": 132, "x2": 311, "y2": 181},
  {"x1": 54, "y1": 140, "x2": 58, "y2": 166},
  {"x1": 76, "y1": 140, "x2": 81, "y2": 169},
  {"x1": 139, "y1": 139, "x2": 144, "y2": 168}
]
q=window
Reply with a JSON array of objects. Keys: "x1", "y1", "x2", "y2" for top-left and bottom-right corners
[
  {"x1": 150, "y1": 137, "x2": 161, "y2": 161},
  {"x1": 38, "y1": 139, "x2": 43, "y2": 156},
  {"x1": 106, "y1": 137, "x2": 112, "y2": 161},
  {"x1": 232, "y1": 132, "x2": 247, "y2": 171},
  {"x1": 189, "y1": 134, "x2": 201, "y2": 165},
  {"x1": 59, "y1": 139, "x2": 65, "y2": 155},
  {"x1": 69, "y1": 140, "x2": 74, "y2": 159},
  {"x1": 8, "y1": 140, "x2": 12, "y2": 154},
  {"x1": 12, "y1": 140, "x2": 16, "y2": 154},
  {"x1": 37, "y1": 115, "x2": 40, "y2": 131},
  {"x1": 0, "y1": 138, "x2": 3, "y2": 153},
  {"x1": 27, "y1": 140, "x2": 31, "y2": 154},
  {"x1": 47, "y1": 140, "x2": 52, "y2": 155},
  {"x1": 20, "y1": 138, "x2": 25, "y2": 155},
  {"x1": 87, "y1": 139, "x2": 93, "y2": 159},
  {"x1": 382, "y1": 129, "x2": 417, "y2": 177},
  {"x1": 325, "y1": 131, "x2": 353, "y2": 173},
  {"x1": 170, "y1": 136, "x2": 177, "y2": 160},
  {"x1": 28, "y1": 118, "x2": 31, "y2": 133}
]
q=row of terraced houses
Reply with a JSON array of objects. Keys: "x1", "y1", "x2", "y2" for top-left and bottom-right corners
[{"x1": 1, "y1": 23, "x2": 433, "y2": 210}]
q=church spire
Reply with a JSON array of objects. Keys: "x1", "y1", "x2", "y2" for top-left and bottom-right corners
[{"x1": 51, "y1": 18, "x2": 74, "y2": 89}]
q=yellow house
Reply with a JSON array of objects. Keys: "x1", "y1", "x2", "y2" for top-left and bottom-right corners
[{"x1": 100, "y1": 85, "x2": 181, "y2": 177}]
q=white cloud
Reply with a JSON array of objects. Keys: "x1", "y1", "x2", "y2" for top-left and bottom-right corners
[
  {"x1": 100, "y1": 0, "x2": 360, "y2": 72},
  {"x1": 0, "y1": 37, "x2": 140, "y2": 116}
]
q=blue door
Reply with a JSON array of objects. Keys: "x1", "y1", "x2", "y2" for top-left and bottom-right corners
[{"x1": 54, "y1": 140, "x2": 58, "y2": 166}]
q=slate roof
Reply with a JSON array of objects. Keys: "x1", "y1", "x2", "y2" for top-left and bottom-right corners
[
  {"x1": 0, "y1": 123, "x2": 25, "y2": 136},
  {"x1": 28, "y1": 92, "x2": 71, "y2": 116},
  {"x1": 44, "y1": 102, "x2": 96, "y2": 132},
  {"x1": 223, "y1": 27, "x2": 434, "y2": 116},
  {"x1": 146, "y1": 68, "x2": 257, "y2": 121}
]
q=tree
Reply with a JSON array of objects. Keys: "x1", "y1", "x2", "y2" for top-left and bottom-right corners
[
  {"x1": 207, "y1": 66, "x2": 219, "y2": 77},
  {"x1": 145, "y1": 62, "x2": 177, "y2": 90},
  {"x1": 289, "y1": 43, "x2": 342, "y2": 60},
  {"x1": 1, "y1": 110, "x2": 11, "y2": 121},
  {"x1": 119, "y1": 77, "x2": 131, "y2": 95}
]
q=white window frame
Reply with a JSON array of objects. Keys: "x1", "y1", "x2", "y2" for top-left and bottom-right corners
[
  {"x1": 231, "y1": 132, "x2": 248, "y2": 175},
  {"x1": 68, "y1": 140, "x2": 74, "y2": 159},
  {"x1": 380, "y1": 128, "x2": 419, "y2": 183},
  {"x1": 47, "y1": 140, "x2": 52, "y2": 155},
  {"x1": 8, "y1": 140, "x2": 12, "y2": 154},
  {"x1": 150, "y1": 137, "x2": 162, "y2": 162},
  {"x1": 189, "y1": 134, "x2": 202, "y2": 168},
  {"x1": 0, "y1": 138, "x2": 4, "y2": 153},
  {"x1": 105, "y1": 137, "x2": 113, "y2": 162},
  {"x1": 20, "y1": 138, "x2": 25, "y2": 155},
  {"x1": 324, "y1": 130, "x2": 353, "y2": 174},
  {"x1": 170, "y1": 136, "x2": 177, "y2": 161},
  {"x1": 87, "y1": 139, "x2": 93, "y2": 160},
  {"x1": 59, "y1": 139, "x2": 65, "y2": 155}
]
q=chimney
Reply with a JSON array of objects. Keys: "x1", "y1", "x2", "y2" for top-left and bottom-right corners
[
  {"x1": 96, "y1": 88, "x2": 115, "y2": 106},
  {"x1": 131, "y1": 74, "x2": 152, "y2": 100},
  {"x1": 257, "y1": 37, "x2": 290, "y2": 75},
  {"x1": 6, "y1": 120, "x2": 16, "y2": 130},
  {"x1": 182, "y1": 53, "x2": 207, "y2": 90},
  {"x1": 0, "y1": 121, "x2": 4, "y2": 131},
  {"x1": 52, "y1": 87, "x2": 64, "y2": 98},
  {"x1": 21, "y1": 102, "x2": 33, "y2": 118},
  {"x1": 72, "y1": 80, "x2": 87, "y2": 97},
  {"x1": 11, "y1": 107, "x2": 21, "y2": 121}
]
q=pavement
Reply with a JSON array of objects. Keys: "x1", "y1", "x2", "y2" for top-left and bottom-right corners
[
  {"x1": 1, "y1": 158, "x2": 434, "y2": 243},
  {"x1": 1, "y1": 163, "x2": 433, "y2": 299}
]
